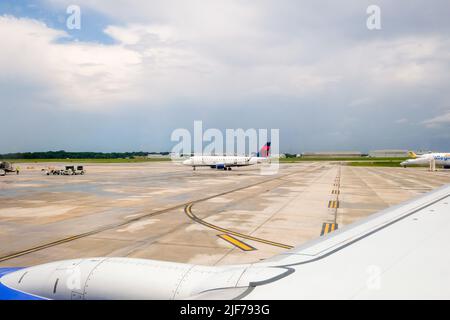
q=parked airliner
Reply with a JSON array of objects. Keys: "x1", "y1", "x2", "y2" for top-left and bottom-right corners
[
  {"x1": 182, "y1": 142, "x2": 271, "y2": 170},
  {"x1": 401, "y1": 152, "x2": 450, "y2": 168}
]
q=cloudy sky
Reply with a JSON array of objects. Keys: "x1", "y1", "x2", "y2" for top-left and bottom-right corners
[{"x1": 1, "y1": 0, "x2": 449, "y2": 153}]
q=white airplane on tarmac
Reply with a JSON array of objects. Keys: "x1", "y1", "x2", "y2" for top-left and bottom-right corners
[
  {"x1": 1, "y1": 184, "x2": 450, "y2": 299},
  {"x1": 401, "y1": 151, "x2": 450, "y2": 169},
  {"x1": 182, "y1": 142, "x2": 271, "y2": 170}
]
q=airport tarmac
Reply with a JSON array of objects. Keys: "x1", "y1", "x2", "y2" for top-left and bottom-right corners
[{"x1": 0, "y1": 162, "x2": 449, "y2": 268}]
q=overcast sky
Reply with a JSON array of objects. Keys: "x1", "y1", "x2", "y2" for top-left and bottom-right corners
[{"x1": 1, "y1": 0, "x2": 449, "y2": 153}]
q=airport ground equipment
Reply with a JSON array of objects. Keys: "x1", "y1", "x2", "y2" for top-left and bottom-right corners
[
  {"x1": 0, "y1": 162, "x2": 18, "y2": 175},
  {"x1": 42, "y1": 165, "x2": 85, "y2": 175},
  {"x1": 42, "y1": 168, "x2": 61, "y2": 175},
  {"x1": 75, "y1": 166, "x2": 85, "y2": 175},
  {"x1": 63, "y1": 166, "x2": 75, "y2": 175},
  {"x1": 63, "y1": 166, "x2": 85, "y2": 175}
]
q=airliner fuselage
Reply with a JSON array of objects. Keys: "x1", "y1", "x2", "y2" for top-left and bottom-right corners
[
  {"x1": 183, "y1": 142, "x2": 271, "y2": 170},
  {"x1": 183, "y1": 156, "x2": 266, "y2": 170},
  {"x1": 401, "y1": 153, "x2": 450, "y2": 168}
]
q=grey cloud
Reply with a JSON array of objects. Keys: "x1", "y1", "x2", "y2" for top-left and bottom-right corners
[
  {"x1": 1, "y1": 1, "x2": 450, "y2": 153},
  {"x1": 423, "y1": 111, "x2": 450, "y2": 128}
]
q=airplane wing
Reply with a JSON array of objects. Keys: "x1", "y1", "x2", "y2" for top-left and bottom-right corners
[
  {"x1": 244, "y1": 184, "x2": 450, "y2": 299},
  {"x1": 195, "y1": 184, "x2": 450, "y2": 299}
]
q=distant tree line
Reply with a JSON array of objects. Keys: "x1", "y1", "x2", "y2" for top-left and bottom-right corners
[{"x1": 0, "y1": 150, "x2": 170, "y2": 159}]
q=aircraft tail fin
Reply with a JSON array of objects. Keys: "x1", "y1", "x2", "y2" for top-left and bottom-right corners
[
  {"x1": 408, "y1": 151, "x2": 418, "y2": 158},
  {"x1": 257, "y1": 142, "x2": 271, "y2": 158}
]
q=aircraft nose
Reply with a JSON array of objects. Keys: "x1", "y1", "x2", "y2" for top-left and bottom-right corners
[{"x1": 182, "y1": 159, "x2": 192, "y2": 165}]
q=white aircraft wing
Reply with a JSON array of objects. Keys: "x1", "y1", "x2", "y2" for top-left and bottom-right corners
[{"x1": 196, "y1": 184, "x2": 450, "y2": 299}]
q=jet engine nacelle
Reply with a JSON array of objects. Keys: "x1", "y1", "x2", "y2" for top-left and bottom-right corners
[{"x1": 0, "y1": 257, "x2": 288, "y2": 300}]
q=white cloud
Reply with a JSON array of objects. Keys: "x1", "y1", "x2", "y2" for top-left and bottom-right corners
[
  {"x1": 423, "y1": 111, "x2": 450, "y2": 128},
  {"x1": 0, "y1": 15, "x2": 141, "y2": 111},
  {"x1": 395, "y1": 118, "x2": 409, "y2": 124},
  {"x1": 3, "y1": 3, "x2": 450, "y2": 113}
]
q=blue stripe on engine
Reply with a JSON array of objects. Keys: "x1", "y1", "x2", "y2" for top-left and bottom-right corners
[
  {"x1": 0, "y1": 267, "x2": 23, "y2": 277},
  {"x1": 0, "y1": 268, "x2": 44, "y2": 300}
]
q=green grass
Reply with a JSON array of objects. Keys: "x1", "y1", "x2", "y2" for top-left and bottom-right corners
[
  {"x1": 346, "y1": 160, "x2": 405, "y2": 167},
  {"x1": 279, "y1": 156, "x2": 413, "y2": 167},
  {"x1": 2, "y1": 158, "x2": 171, "y2": 163},
  {"x1": 280, "y1": 157, "x2": 409, "y2": 163}
]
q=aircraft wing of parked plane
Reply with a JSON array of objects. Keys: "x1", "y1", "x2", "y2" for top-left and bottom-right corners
[{"x1": 1, "y1": 184, "x2": 449, "y2": 300}]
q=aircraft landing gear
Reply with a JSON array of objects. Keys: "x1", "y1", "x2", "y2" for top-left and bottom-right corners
[
  {"x1": 228, "y1": 167, "x2": 232, "y2": 171},
  {"x1": 193, "y1": 166, "x2": 196, "y2": 171}
]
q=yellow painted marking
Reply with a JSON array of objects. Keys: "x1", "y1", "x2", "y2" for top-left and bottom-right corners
[
  {"x1": 0, "y1": 167, "x2": 323, "y2": 263},
  {"x1": 185, "y1": 204, "x2": 293, "y2": 250},
  {"x1": 328, "y1": 200, "x2": 339, "y2": 209},
  {"x1": 218, "y1": 234, "x2": 256, "y2": 251},
  {"x1": 321, "y1": 223, "x2": 338, "y2": 236}
]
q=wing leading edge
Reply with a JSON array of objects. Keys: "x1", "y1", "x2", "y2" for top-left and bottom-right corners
[{"x1": 239, "y1": 184, "x2": 450, "y2": 299}]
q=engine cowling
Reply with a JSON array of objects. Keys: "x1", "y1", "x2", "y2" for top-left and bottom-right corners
[{"x1": 0, "y1": 257, "x2": 288, "y2": 300}]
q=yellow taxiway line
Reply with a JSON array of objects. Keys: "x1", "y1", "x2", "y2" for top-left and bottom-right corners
[
  {"x1": 217, "y1": 234, "x2": 256, "y2": 251},
  {"x1": 328, "y1": 200, "x2": 339, "y2": 209},
  {"x1": 184, "y1": 203, "x2": 293, "y2": 250},
  {"x1": 321, "y1": 222, "x2": 338, "y2": 236},
  {"x1": 321, "y1": 167, "x2": 341, "y2": 235},
  {"x1": 0, "y1": 166, "x2": 322, "y2": 263}
]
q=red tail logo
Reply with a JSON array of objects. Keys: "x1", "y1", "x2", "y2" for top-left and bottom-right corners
[{"x1": 258, "y1": 142, "x2": 271, "y2": 157}]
